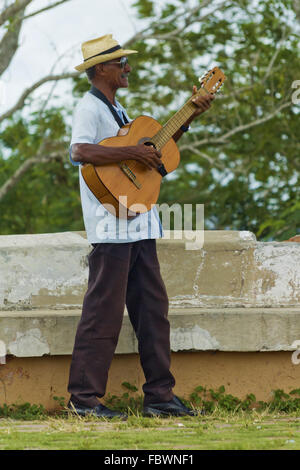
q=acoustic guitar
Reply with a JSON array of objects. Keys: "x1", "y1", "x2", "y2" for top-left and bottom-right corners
[{"x1": 81, "y1": 67, "x2": 226, "y2": 218}]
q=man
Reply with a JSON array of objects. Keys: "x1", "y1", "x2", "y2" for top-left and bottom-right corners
[{"x1": 68, "y1": 34, "x2": 214, "y2": 418}]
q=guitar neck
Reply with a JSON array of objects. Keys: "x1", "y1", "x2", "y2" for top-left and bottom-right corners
[{"x1": 151, "y1": 87, "x2": 208, "y2": 150}]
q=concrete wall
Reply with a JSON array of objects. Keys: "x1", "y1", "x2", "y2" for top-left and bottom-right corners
[{"x1": 0, "y1": 230, "x2": 299, "y2": 408}]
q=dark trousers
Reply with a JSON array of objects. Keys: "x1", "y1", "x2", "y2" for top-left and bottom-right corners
[{"x1": 67, "y1": 239, "x2": 175, "y2": 407}]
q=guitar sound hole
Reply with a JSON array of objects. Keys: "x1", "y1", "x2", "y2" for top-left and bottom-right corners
[
  {"x1": 144, "y1": 141, "x2": 156, "y2": 148},
  {"x1": 138, "y1": 137, "x2": 156, "y2": 149}
]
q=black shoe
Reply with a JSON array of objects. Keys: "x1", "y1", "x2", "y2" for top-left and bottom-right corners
[
  {"x1": 143, "y1": 395, "x2": 198, "y2": 417},
  {"x1": 67, "y1": 401, "x2": 127, "y2": 419}
]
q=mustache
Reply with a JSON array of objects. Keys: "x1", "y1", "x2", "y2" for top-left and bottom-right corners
[{"x1": 121, "y1": 72, "x2": 129, "y2": 78}]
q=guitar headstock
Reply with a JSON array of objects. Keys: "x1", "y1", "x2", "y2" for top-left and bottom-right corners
[{"x1": 198, "y1": 67, "x2": 226, "y2": 95}]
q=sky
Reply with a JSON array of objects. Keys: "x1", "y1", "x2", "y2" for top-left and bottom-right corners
[{"x1": 0, "y1": 0, "x2": 140, "y2": 112}]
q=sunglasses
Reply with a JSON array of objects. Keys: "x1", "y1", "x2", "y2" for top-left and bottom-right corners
[{"x1": 105, "y1": 57, "x2": 128, "y2": 69}]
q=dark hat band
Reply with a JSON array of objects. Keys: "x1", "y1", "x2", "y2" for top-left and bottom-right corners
[{"x1": 84, "y1": 45, "x2": 122, "y2": 62}]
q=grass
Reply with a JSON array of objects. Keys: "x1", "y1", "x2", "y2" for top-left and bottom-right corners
[
  {"x1": 0, "y1": 409, "x2": 300, "y2": 450},
  {"x1": 1, "y1": 385, "x2": 300, "y2": 450}
]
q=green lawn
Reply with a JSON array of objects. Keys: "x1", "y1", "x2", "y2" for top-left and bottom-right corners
[{"x1": 0, "y1": 411, "x2": 300, "y2": 450}]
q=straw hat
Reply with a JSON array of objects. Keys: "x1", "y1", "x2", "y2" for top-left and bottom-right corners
[{"x1": 75, "y1": 34, "x2": 138, "y2": 72}]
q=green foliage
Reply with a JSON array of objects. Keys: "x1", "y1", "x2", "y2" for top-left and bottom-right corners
[
  {"x1": 257, "y1": 201, "x2": 300, "y2": 240},
  {"x1": 0, "y1": 108, "x2": 83, "y2": 235},
  {"x1": 103, "y1": 383, "x2": 300, "y2": 415},
  {"x1": 104, "y1": 381, "x2": 143, "y2": 413},
  {"x1": 0, "y1": 402, "x2": 47, "y2": 420},
  {"x1": 72, "y1": 75, "x2": 90, "y2": 97},
  {"x1": 189, "y1": 385, "x2": 300, "y2": 413},
  {"x1": 121, "y1": 381, "x2": 139, "y2": 392},
  {"x1": 133, "y1": 0, "x2": 154, "y2": 17},
  {"x1": 53, "y1": 396, "x2": 66, "y2": 408},
  {"x1": 68, "y1": 0, "x2": 299, "y2": 240},
  {"x1": 258, "y1": 388, "x2": 300, "y2": 413},
  {"x1": 189, "y1": 385, "x2": 257, "y2": 413},
  {"x1": 2, "y1": 384, "x2": 300, "y2": 420}
]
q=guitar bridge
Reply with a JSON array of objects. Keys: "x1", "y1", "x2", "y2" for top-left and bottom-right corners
[{"x1": 119, "y1": 163, "x2": 141, "y2": 189}]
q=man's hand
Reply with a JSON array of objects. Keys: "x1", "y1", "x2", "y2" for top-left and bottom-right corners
[
  {"x1": 171, "y1": 87, "x2": 215, "y2": 143},
  {"x1": 130, "y1": 144, "x2": 162, "y2": 170},
  {"x1": 191, "y1": 85, "x2": 215, "y2": 118}
]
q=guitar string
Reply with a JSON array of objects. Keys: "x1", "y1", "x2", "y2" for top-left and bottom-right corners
[
  {"x1": 152, "y1": 83, "x2": 217, "y2": 149},
  {"x1": 152, "y1": 101, "x2": 196, "y2": 149}
]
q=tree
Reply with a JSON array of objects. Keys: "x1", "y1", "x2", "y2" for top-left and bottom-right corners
[
  {"x1": 122, "y1": 0, "x2": 300, "y2": 240},
  {"x1": 1, "y1": 0, "x2": 299, "y2": 239},
  {"x1": 0, "y1": 0, "x2": 81, "y2": 233}
]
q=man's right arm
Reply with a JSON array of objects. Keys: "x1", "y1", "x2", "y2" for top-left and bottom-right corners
[{"x1": 72, "y1": 143, "x2": 162, "y2": 171}]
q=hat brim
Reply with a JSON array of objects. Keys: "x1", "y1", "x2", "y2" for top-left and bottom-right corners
[{"x1": 75, "y1": 49, "x2": 138, "y2": 72}]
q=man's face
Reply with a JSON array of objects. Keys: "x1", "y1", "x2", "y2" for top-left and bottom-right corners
[{"x1": 98, "y1": 56, "x2": 131, "y2": 89}]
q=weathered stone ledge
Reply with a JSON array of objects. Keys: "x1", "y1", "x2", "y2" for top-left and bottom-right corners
[
  {"x1": 0, "y1": 230, "x2": 299, "y2": 357},
  {"x1": 1, "y1": 230, "x2": 299, "y2": 313},
  {"x1": 1, "y1": 307, "x2": 300, "y2": 357}
]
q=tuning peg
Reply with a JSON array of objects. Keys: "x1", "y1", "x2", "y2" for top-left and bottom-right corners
[
  {"x1": 198, "y1": 71, "x2": 208, "y2": 84},
  {"x1": 214, "y1": 78, "x2": 224, "y2": 93}
]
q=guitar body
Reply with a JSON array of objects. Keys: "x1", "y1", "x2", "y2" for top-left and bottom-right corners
[
  {"x1": 80, "y1": 67, "x2": 226, "y2": 218},
  {"x1": 81, "y1": 115, "x2": 180, "y2": 218}
]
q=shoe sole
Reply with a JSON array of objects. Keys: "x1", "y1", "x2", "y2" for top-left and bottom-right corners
[
  {"x1": 67, "y1": 407, "x2": 127, "y2": 420},
  {"x1": 143, "y1": 406, "x2": 196, "y2": 417}
]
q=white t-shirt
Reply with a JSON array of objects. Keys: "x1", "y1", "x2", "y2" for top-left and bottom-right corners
[{"x1": 70, "y1": 91, "x2": 163, "y2": 243}]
